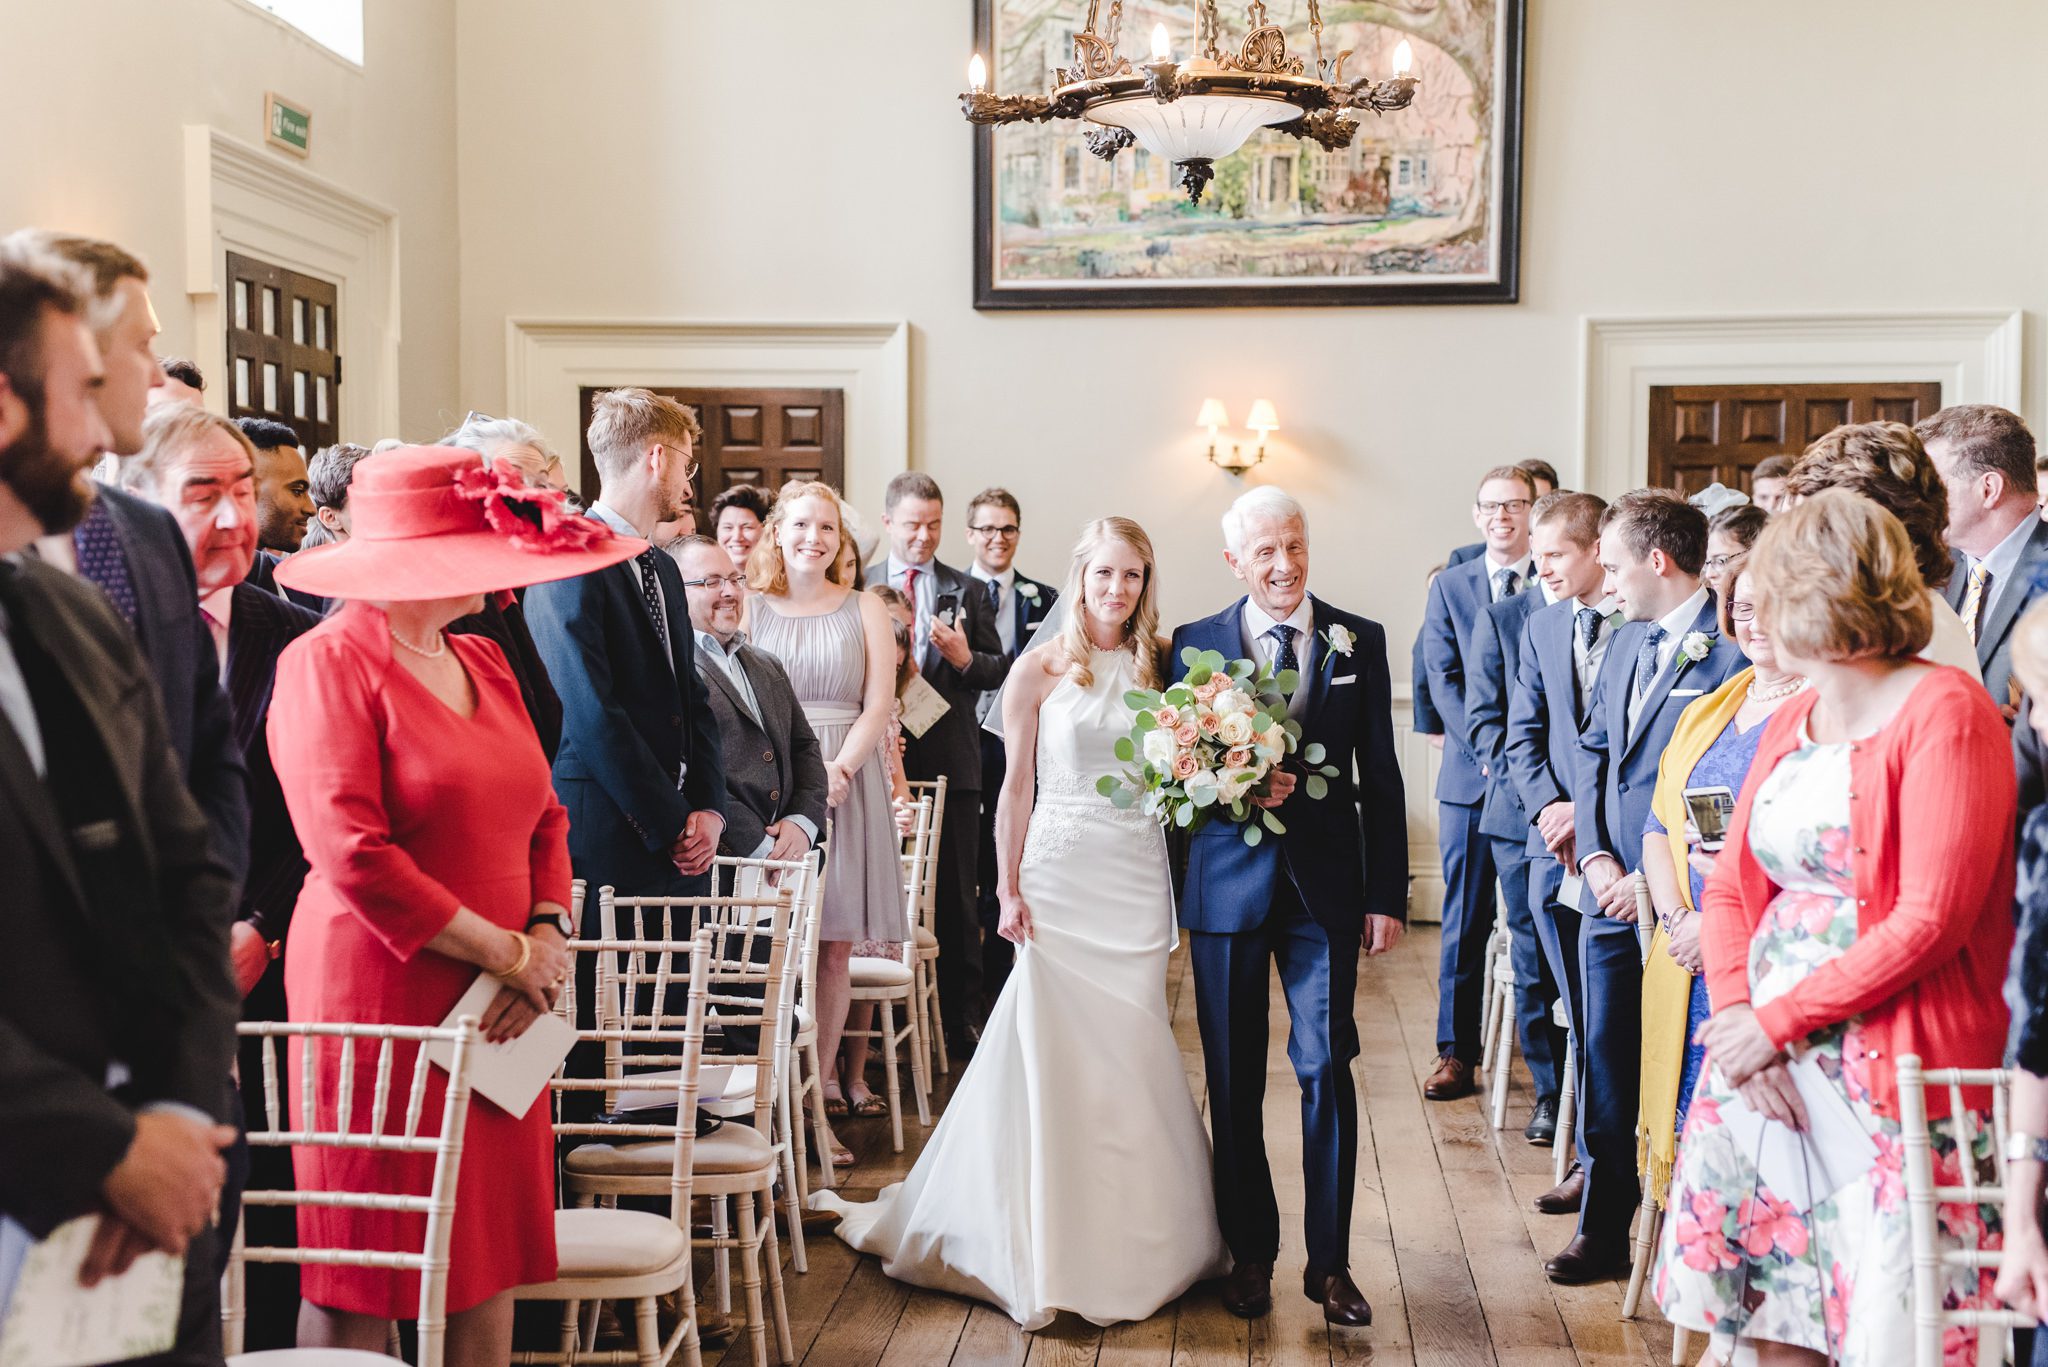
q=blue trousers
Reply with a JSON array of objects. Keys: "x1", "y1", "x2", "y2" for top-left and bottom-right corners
[
  {"x1": 1577, "y1": 912, "x2": 1644, "y2": 1239},
  {"x1": 1189, "y1": 878, "x2": 1360, "y2": 1277},
  {"x1": 1527, "y1": 854, "x2": 1588, "y2": 1168},
  {"x1": 1435, "y1": 800, "x2": 1499, "y2": 1061},
  {"x1": 1490, "y1": 835, "x2": 1565, "y2": 1103}
]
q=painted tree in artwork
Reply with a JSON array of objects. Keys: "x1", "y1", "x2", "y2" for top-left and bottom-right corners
[{"x1": 1329, "y1": 0, "x2": 1500, "y2": 243}]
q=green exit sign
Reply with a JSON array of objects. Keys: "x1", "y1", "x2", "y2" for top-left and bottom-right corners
[{"x1": 265, "y1": 92, "x2": 311, "y2": 157}]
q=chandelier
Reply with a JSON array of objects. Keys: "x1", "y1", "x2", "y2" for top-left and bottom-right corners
[{"x1": 961, "y1": 0, "x2": 1420, "y2": 205}]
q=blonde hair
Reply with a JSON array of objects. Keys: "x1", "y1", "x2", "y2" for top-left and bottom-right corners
[
  {"x1": 1748, "y1": 488, "x2": 1933, "y2": 663},
  {"x1": 1057, "y1": 517, "x2": 1162, "y2": 690},
  {"x1": 585, "y1": 387, "x2": 702, "y2": 482},
  {"x1": 123, "y1": 403, "x2": 258, "y2": 494},
  {"x1": 747, "y1": 481, "x2": 852, "y2": 595}
]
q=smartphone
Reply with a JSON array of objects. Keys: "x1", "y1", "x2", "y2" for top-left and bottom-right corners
[
  {"x1": 933, "y1": 591, "x2": 961, "y2": 627},
  {"x1": 1681, "y1": 785, "x2": 1738, "y2": 852}
]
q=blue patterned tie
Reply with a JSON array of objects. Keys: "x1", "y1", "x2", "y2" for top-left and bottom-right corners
[
  {"x1": 1495, "y1": 566, "x2": 1520, "y2": 602},
  {"x1": 1267, "y1": 624, "x2": 1300, "y2": 676},
  {"x1": 1633, "y1": 624, "x2": 1668, "y2": 702},
  {"x1": 636, "y1": 550, "x2": 668, "y2": 650},
  {"x1": 72, "y1": 498, "x2": 137, "y2": 624},
  {"x1": 984, "y1": 577, "x2": 1001, "y2": 613},
  {"x1": 1575, "y1": 606, "x2": 1602, "y2": 654}
]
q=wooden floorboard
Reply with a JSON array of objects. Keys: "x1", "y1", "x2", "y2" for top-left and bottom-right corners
[{"x1": 698, "y1": 925, "x2": 1663, "y2": 1367}]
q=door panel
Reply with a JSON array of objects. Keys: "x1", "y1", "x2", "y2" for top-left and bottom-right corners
[
  {"x1": 1647, "y1": 381, "x2": 1944, "y2": 495},
  {"x1": 576, "y1": 386, "x2": 845, "y2": 506}
]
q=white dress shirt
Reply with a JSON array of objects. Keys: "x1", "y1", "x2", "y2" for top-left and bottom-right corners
[
  {"x1": 887, "y1": 555, "x2": 937, "y2": 668},
  {"x1": 201, "y1": 585, "x2": 234, "y2": 684},
  {"x1": 970, "y1": 564, "x2": 1017, "y2": 654},
  {"x1": 1626, "y1": 585, "x2": 1711, "y2": 740},
  {"x1": 1483, "y1": 552, "x2": 1535, "y2": 604},
  {"x1": 1966, "y1": 511, "x2": 2038, "y2": 631},
  {"x1": 1241, "y1": 595, "x2": 1316, "y2": 719}
]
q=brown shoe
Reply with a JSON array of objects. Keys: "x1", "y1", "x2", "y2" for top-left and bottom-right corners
[
  {"x1": 1543, "y1": 1233, "x2": 1631, "y2": 1285},
  {"x1": 1219, "y1": 1260, "x2": 1273, "y2": 1319},
  {"x1": 1533, "y1": 1162, "x2": 1584, "y2": 1215},
  {"x1": 1304, "y1": 1268, "x2": 1372, "y2": 1327},
  {"x1": 1422, "y1": 1054, "x2": 1477, "y2": 1100}
]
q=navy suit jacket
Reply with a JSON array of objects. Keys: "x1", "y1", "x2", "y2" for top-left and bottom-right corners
[
  {"x1": 1572, "y1": 594, "x2": 1744, "y2": 914},
  {"x1": 1505, "y1": 597, "x2": 1598, "y2": 863},
  {"x1": 1467, "y1": 590, "x2": 1542, "y2": 842},
  {"x1": 1410, "y1": 626, "x2": 1443, "y2": 734},
  {"x1": 1944, "y1": 519, "x2": 2048, "y2": 707},
  {"x1": 1170, "y1": 596, "x2": 1407, "y2": 936},
  {"x1": 523, "y1": 543, "x2": 726, "y2": 884},
  {"x1": 1422, "y1": 556, "x2": 1530, "y2": 806},
  {"x1": 97, "y1": 484, "x2": 249, "y2": 890},
  {"x1": 1448, "y1": 542, "x2": 1483, "y2": 567}
]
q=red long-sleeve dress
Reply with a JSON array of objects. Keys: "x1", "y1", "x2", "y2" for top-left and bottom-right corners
[{"x1": 268, "y1": 603, "x2": 565, "y2": 1316}]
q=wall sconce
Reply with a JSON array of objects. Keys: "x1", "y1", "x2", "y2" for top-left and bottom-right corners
[{"x1": 1196, "y1": 397, "x2": 1280, "y2": 476}]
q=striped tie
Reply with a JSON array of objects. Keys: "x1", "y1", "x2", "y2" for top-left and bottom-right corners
[{"x1": 1960, "y1": 563, "x2": 1990, "y2": 643}]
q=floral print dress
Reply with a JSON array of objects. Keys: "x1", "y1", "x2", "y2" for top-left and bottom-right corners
[{"x1": 1654, "y1": 729, "x2": 2001, "y2": 1365}]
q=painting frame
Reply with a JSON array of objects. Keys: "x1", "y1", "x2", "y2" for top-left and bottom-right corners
[{"x1": 969, "y1": 0, "x2": 1527, "y2": 311}]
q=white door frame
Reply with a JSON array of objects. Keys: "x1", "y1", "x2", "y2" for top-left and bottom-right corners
[{"x1": 181, "y1": 125, "x2": 401, "y2": 443}]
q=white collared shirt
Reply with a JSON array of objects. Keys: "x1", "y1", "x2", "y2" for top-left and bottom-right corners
[
  {"x1": 1483, "y1": 552, "x2": 1535, "y2": 603},
  {"x1": 1967, "y1": 509, "x2": 2038, "y2": 626},
  {"x1": 1626, "y1": 584, "x2": 1711, "y2": 738},
  {"x1": 887, "y1": 555, "x2": 937, "y2": 667},
  {"x1": 201, "y1": 585, "x2": 234, "y2": 684},
  {"x1": 970, "y1": 564, "x2": 1017, "y2": 654},
  {"x1": 1241, "y1": 597, "x2": 1317, "y2": 719}
]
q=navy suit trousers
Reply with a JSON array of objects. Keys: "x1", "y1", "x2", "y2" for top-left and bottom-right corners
[
  {"x1": 1489, "y1": 835, "x2": 1564, "y2": 1104},
  {"x1": 1188, "y1": 878, "x2": 1360, "y2": 1277},
  {"x1": 1577, "y1": 914, "x2": 1643, "y2": 1239},
  {"x1": 1435, "y1": 799, "x2": 1498, "y2": 1060}
]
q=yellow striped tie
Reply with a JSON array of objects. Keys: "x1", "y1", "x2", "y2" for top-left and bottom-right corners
[{"x1": 1960, "y1": 562, "x2": 1991, "y2": 642}]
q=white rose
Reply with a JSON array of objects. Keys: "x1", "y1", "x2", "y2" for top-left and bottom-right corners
[
  {"x1": 1184, "y1": 771, "x2": 1219, "y2": 805},
  {"x1": 1142, "y1": 728, "x2": 1176, "y2": 767},
  {"x1": 1217, "y1": 711, "x2": 1254, "y2": 746},
  {"x1": 1219, "y1": 688, "x2": 1254, "y2": 714},
  {"x1": 1326, "y1": 624, "x2": 1357, "y2": 657},
  {"x1": 1216, "y1": 769, "x2": 1256, "y2": 804}
]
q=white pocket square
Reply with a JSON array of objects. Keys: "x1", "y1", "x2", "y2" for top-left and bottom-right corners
[
  {"x1": 1671, "y1": 688, "x2": 1705, "y2": 697},
  {"x1": 1330, "y1": 675, "x2": 1357, "y2": 686}
]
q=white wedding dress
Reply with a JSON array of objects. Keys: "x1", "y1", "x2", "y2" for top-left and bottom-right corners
[{"x1": 813, "y1": 644, "x2": 1228, "y2": 1329}]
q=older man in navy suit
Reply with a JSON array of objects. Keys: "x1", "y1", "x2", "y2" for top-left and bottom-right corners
[
  {"x1": 1547, "y1": 490, "x2": 1743, "y2": 1285},
  {"x1": 1419, "y1": 465, "x2": 1538, "y2": 1100},
  {"x1": 1171, "y1": 486, "x2": 1406, "y2": 1329}
]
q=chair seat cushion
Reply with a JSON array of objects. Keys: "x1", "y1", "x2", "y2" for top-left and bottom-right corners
[
  {"x1": 552, "y1": 1207, "x2": 690, "y2": 1278},
  {"x1": 849, "y1": 957, "x2": 913, "y2": 988},
  {"x1": 565, "y1": 1122, "x2": 775, "y2": 1178},
  {"x1": 232, "y1": 1353, "x2": 404, "y2": 1367}
]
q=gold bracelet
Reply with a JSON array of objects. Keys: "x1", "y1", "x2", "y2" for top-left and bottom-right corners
[{"x1": 493, "y1": 930, "x2": 532, "y2": 982}]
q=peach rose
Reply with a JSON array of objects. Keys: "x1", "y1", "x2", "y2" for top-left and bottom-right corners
[
  {"x1": 1171, "y1": 751, "x2": 1201, "y2": 780},
  {"x1": 1194, "y1": 677, "x2": 1225, "y2": 702},
  {"x1": 1154, "y1": 705, "x2": 1181, "y2": 728},
  {"x1": 1225, "y1": 746, "x2": 1252, "y2": 767},
  {"x1": 1173, "y1": 722, "x2": 1201, "y2": 747},
  {"x1": 1197, "y1": 710, "x2": 1223, "y2": 734}
]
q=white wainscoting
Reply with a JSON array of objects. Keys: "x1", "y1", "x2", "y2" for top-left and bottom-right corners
[{"x1": 1391, "y1": 684, "x2": 1445, "y2": 924}]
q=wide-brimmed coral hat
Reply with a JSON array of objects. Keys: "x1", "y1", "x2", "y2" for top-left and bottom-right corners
[{"x1": 274, "y1": 444, "x2": 644, "y2": 601}]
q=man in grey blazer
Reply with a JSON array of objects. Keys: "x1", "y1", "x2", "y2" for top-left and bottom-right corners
[
  {"x1": 1922, "y1": 404, "x2": 2048, "y2": 714},
  {"x1": 676, "y1": 536, "x2": 829, "y2": 861}
]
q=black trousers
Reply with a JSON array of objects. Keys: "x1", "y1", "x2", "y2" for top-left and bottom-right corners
[{"x1": 932, "y1": 788, "x2": 983, "y2": 1037}]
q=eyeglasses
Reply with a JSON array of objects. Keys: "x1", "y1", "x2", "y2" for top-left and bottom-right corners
[
  {"x1": 656, "y1": 442, "x2": 701, "y2": 482},
  {"x1": 681, "y1": 573, "x2": 747, "y2": 591},
  {"x1": 1728, "y1": 602, "x2": 1757, "y2": 623},
  {"x1": 1476, "y1": 499, "x2": 1532, "y2": 516},
  {"x1": 968, "y1": 523, "x2": 1020, "y2": 538},
  {"x1": 1705, "y1": 550, "x2": 1749, "y2": 573}
]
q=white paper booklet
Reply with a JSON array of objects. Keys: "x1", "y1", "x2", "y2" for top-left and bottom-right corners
[
  {"x1": 431, "y1": 973, "x2": 577, "y2": 1116},
  {"x1": 897, "y1": 674, "x2": 951, "y2": 739},
  {"x1": 0, "y1": 1214, "x2": 183, "y2": 1367},
  {"x1": 1714, "y1": 1051, "x2": 1881, "y2": 1213}
]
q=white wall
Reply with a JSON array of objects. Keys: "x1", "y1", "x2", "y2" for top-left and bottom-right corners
[
  {"x1": 453, "y1": 0, "x2": 2048, "y2": 657},
  {"x1": 0, "y1": 0, "x2": 461, "y2": 441}
]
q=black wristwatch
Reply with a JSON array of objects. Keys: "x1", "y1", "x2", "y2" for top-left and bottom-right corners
[{"x1": 525, "y1": 909, "x2": 573, "y2": 939}]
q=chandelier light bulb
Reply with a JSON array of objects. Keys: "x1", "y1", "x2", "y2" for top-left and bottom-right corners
[
  {"x1": 1151, "y1": 23, "x2": 1172, "y2": 62},
  {"x1": 1392, "y1": 39, "x2": 1414, "y2": 77},
  {"x1": 969, "y1": 52, "x2": 988, "y2": 94}
]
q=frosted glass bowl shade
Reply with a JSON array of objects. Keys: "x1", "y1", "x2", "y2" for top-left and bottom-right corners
[{"x1": 1087, "y1": 92, "x2": 1297, "y2": 166}]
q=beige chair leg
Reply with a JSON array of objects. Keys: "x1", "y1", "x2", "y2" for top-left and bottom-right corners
[
  {"x1": 557, "y1": 1299, "x2": 581, "y2": 1365},
  {"x1": 927, "y1": 972, "x2": 949, "y2": 1076},
  {"x1": 736, "y1": 1196, "x2": 771, "y2": 1367},
  {"x1": 773, "y1": 1061, "x2": 807, "y2": 1274},
  {"x1": 1621, "y1": 1197, "x2": 1660, "y2": 1319},
  {"x1": 789, "y1": 1057, "x2": 812, "y2": 1206},
  {"x1": 758, "y1": 1191, "x2": 796, "y2": 1364},
  {"x1": 803, "y1": 1038, "x2": 835, "y2": 1190},
  {"x1": 635, "y1": 1296, "x2": 662, "y2": 1367},
  {"x1": 713, "y1": 1196, "x2": 733, "y2": 1314},
  {"x1": 1670, "y1": 1325, "x2": 1693, "y2": 1365},
  {"x1": 878, "y1": 998, "x2": 905, "y2": 1152},
  {"x1": 905, "y1": 993, "x2": 932, "y2": 1126}
]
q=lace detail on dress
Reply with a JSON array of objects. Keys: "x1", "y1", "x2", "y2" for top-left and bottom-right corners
[{"x1": 1023, "y1": 749, "x2": 1157, "y2": 868}]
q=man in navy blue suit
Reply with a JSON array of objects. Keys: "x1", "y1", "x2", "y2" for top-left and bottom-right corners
[
  {"x1": 1503, "y1": 491, "x2": 1618, "y2": 1213},
  {"x1": 1419, "y1": 465, "x2": 1537, "y2": 1100},
  {"x1": 1546, "y1": 490, "x2": 1743, "y2": 1284},
  {"x1": 1171, "y1": 486, "x2": 1406, "y2": 1328},
  {"x1": 525, "y1": 388, "x2": 726, "y2": 906}
]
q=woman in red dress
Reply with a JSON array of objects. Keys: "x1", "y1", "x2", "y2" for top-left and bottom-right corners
[{"x1": 267, "y1": 445, "x2": 646, "y2": 1365}]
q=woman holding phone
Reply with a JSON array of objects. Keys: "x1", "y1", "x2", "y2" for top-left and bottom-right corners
[{"x1": 1635, "y1": 567, "x2": 1806, "y2": 1216}]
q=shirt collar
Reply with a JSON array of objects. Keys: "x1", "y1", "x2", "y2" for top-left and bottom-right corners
[
  {"x1": 970, "y1": 564, "x2": 1015, "y2": 589},
  {"x1": 1975, "y1": 510, "x2": 2038, "y2": 587},
  {"x1": 1576, "y1": 592, "x2": 1620, "y2": 617},
  {"x1": 888, "y1": 554, "x2": 935, "y2": 582},
  {"x1": 1244, "y1": 594, "x2": 1315, "y2": 641},
  {"x1": 588, "y1": 502, "x2": 640, "y2": 540},
  {"x1": 1654, "y1": 585, "x2": 1711, "y2": 641},
  {"x1": 201, "y1": 584, "x2": 235, "y2": 632},
  {"x1": 695, "y1": 627, "x2": 745, "y2": 660},
  {"x1": 1484, "y1": 548, "x2": 1532, "y2": 577}
]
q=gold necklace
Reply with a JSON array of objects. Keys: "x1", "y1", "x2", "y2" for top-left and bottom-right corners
[
  {"x1": 1747, "y1": 673, "x2": 1806, "y2": 703},
  {"x1": 389, "y1": 626, "x2": 448, "y2": 659}
]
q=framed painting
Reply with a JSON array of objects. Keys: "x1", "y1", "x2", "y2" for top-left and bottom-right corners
[{"x1": 970, "y1": 0, "x2": 1526, "y2": 310}]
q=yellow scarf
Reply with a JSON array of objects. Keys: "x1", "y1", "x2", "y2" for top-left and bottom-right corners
[{"x1": 1637, "y1": 665, "x2": 1754, "y2": 1208}]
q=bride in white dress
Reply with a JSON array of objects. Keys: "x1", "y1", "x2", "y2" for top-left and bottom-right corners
[{"x1": 813, "y1": 516, "x2": 1228, "y2": 1329}]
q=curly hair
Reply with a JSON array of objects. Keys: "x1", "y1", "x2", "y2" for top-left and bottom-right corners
[
  {"x1": 1785, "y1": 422, "x2": 1952, "y2": 590},
  {"x1": 1749, "y1": 488, "x2": 1933, "y2": 663},
  {"x1": 746, "y1": 480, "x2": 852, "y2": 595}
]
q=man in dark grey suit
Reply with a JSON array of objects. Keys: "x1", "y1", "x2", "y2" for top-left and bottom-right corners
[
  {"x1": 1922, "y1": 404, "x2": 2048, "y2": 714},
  {"x1": 866, "y1": 472, "x2": 1008, "y2": 1055},
  {"x1": 675, "y1": 536, "x2": 828, "y2": 862},
  {"x1": 0, "y1": 254, "x2": 240, "y2": 1365}
]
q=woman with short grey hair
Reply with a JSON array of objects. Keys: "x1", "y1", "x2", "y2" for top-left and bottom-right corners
[{"x1": 443, "y1": 414, "x2": 568, "y2": 493}]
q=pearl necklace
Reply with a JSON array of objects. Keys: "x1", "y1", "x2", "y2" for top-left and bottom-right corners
[
  {"x1": 389, "y1": 626, "x2": 449, "y2": 659},
  {"x1": 1747, "y1": 673, "x2": 1807, "y2": 704}
]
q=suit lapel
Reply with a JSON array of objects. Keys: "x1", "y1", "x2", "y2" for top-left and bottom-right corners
[
  {"x1": 701, "y1": 647, "x2": 761, "y2": 729},
  {"x1": 225, "y1": 585, "x2": 281, "y2": 754},
  {"x1": 1300, "y1": 598, "x2": 1330, "y2": 724},
  {"x1": 1622, "y1": 598, "x2": 1717, "y2": 762},
  {"x1": 0, "y1": 696, "x2": 89, "y2": 916},
  {"x1": 1975, "y1": 520, "x2": 2048, "y2": 667}
]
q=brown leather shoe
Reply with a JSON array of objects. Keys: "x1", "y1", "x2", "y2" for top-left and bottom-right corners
[
  {"x1": 1533, "y1": 1162, "x2": 1584, "y2": 1215},
  {"x1": 1422, "y1": 1054, "x2": 1477, "y2": 1100},
  {"x1": 1219, "y1": 1260, "x2": 1273, "y2": 1319},
  {"x1": 1304, "y1": 1268, "x2": 1372, "y2": 1327},
  {"x1": 1543, "y1": 1233, "x2": 1631, "y2": 1285}
]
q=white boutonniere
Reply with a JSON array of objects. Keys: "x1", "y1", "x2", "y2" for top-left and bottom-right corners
[
  {"x1": 1016, "y1": 581, "x2": 1041, "y2": 602},
  {"x1": 1678, "y1": 631, "x2": 1714, "y2": 667},
  {"x1": 1324, "y1": 624, "x2": 1356, "y2": 658}
]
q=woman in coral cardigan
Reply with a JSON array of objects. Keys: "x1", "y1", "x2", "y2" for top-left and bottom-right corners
[{"x1": 1654, "y1": 490, "x2": 2014, "y2": 1367}]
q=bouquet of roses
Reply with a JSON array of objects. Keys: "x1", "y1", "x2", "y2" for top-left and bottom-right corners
[{"x1": 1095, "y1": 647, "x2": 1341, "y2": 846}]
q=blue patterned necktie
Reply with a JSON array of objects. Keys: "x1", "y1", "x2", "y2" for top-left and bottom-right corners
[
  {"x1": 72, "y1": 498, "x2": 137, "y2": 624},
  {"x1": 1575, "y1": 606, "x2": 1602, "y2": 654},
  {"x1": 636, "y1": 550, "x2": 668, "y2": 650},
  {"x1": 1494, "y1": 566, "x2": 1520, "y2": 601},
  {"x1": 1633, "y1": 624, "x2": 1668, "y2": 702},
  {"x1": 1267, "y1": 624, "x2": 1300, "y2": 677},
  {"x1": 985, "y1": 577, "x2": 1001, "y2": 613}
]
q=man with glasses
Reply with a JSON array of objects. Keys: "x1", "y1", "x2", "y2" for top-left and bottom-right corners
[
  {"x1": 965, "y1": 487, "x2": 1058, "y2": 998},
  {"x1": 1419, "y1": 465, "x2": 1537, "y2": 1101}
]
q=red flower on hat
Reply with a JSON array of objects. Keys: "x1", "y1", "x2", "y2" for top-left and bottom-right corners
[{"x1": 453, "y1": 460, "x2": 610, "y2": 553}]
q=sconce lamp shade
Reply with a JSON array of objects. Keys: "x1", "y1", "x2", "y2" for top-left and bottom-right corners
[
  {"x1": 1245, "y1": 399, "x2": 1280, "y2": 433},
  {"x1": 1195, "y1": 398, "x2": 1230, "y2": 431}
]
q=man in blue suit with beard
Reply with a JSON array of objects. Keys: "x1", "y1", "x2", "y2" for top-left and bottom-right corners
[
  {"x1": 1546, "y1": 490, "x2": 1743, "y2": 1285},
  {"x1": 1170, "y1": 486, "x2": 1406, "y2": 1329}
]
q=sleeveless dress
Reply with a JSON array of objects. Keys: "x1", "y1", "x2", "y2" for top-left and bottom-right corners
[
  {"x1": 812, "y1": 645, "x2": 1229, "y2": 1328},
  {"x1": 747, "y1": 591, "x2": 900, "y2": 942},
  {"x1": 1653, "y1": 726, "x2": 2001, "y2": 1364}
]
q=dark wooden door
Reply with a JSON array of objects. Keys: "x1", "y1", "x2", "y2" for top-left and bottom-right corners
[
  {"x1": 576, "y1": 386, "x2": 845, "y2": 500},
  {"x1": 224, "y1": 252, "x2": 340, "y2": 450},
  {"x1": 1647, "y1": 382, "x2": 1945, "y2": 498}
]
